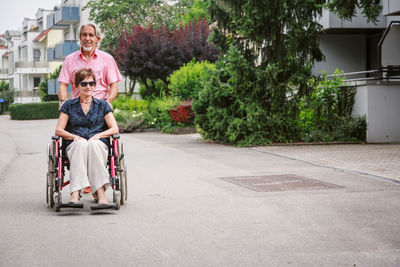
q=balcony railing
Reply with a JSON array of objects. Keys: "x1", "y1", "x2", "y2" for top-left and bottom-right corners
[
  {"x1": 48, "y1": 41, "x2": 79, "y2": 61},
  {"x1": 55, "y1": 41, "x2": 79, "y2": 59},
  {"x1": 55, "y1": 6, "x2": 79, "y2": 24},
  {"x1": 48, "y1": 79, "x2": 71, "y2": 95},
  {"x1": 46, "y1": 5, "x2": 80, "y2": 29},
  {"x1": 15, "y1": 61, "x2": 49, "y2": 68},
  {"x1": 0, "y1": 68, "x2": 8, "y2": 74},
  {"x1": 319, "y1": 8, "x2": 386, "y2": 31},
  {"x1": 47, "y1": 47, "x2": 56, "y2": 61}
]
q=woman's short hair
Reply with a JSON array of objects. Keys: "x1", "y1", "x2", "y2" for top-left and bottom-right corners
[{"x1": 74, "y1": 68, "x2": 96, "y2": 87}]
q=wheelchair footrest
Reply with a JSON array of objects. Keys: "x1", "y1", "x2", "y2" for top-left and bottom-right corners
[
  {"x1": 56, "y1": 202, "x2": 84, "y2": 209},
  {"x1": 90, "y1": 203, "x2": 118, "y2": 210}
]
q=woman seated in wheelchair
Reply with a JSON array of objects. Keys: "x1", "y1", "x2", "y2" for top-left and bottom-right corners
[{"x1": 55, "y1": 68, "x2": 118, "y2": 207}]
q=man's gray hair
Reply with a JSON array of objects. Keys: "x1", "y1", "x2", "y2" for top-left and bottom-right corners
[{"x1": 79, "y1": 23, "x2": 102, "y2": 39}]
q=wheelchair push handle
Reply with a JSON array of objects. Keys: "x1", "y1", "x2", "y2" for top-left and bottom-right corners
[{"x1": 52, "y1": 135, "x2": 119, "y2": 140}]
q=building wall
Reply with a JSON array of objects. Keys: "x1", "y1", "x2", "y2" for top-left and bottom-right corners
[
  {"x1": 382, "y1": 0, "x2": 400, "y2": 16},
  {"x1": 352, "y1": 81, "x2": 400, "y2": 142},
  {"x1": 47, "y1": 30, "x2": 63, "y2": 47},
  {"x1": 49, "y1": 62, "x2": 63, "y2": 73},
  {"x1": 313, "y1": 34, "x2": 367, "y2": 75},
  {"x1": 0, "y1": 48, "x2": 7, "y2": 68},
  {"x1": 46, "y1": 30, "x2": 63, "y2": 73}
]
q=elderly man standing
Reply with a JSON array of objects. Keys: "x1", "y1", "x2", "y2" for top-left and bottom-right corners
[{"x1": 58, "y1": 23, "x2": 121, "y2": 194}]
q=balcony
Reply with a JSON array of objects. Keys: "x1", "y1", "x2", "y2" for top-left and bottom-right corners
[
  {"x1": 15, "y1": 61, "x2": 50, "y2": 74},
  {"x1": 319, "y1": 8, "x2": 387, "y2": 33},
  {"x1": 48, "y1": 79, "x2": 71, "y2": 95},
  {"x1": 0, "y1": 68, "x2": 8, "y2": 79},
  {"x1": 46, "y1": 5, "x2": 80, "y2": 29},
  {"x1": 47, "y1": 41, "x2": 78, "y2": 61},
  {"x1": 55, "y1": 41, "x2": 79, "y2": 59},
  {"x1": 383, "y1": 0, "x2": 400, "y2": 16},
  {"x1": 47, "y1": 47, "x2": 56, "y2": 61}
]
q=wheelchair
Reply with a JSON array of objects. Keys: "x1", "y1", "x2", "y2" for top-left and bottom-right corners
[{"x1": 46, "y1": 135, "x2": 128, "y2": 212}]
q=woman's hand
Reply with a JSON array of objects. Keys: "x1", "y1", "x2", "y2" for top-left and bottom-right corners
[
  {"x1": 89, "y1": 134, "x2": 101, "y2": 141},
  {"x1": 74, "y1": 135, "x2": 84, "y2": 141}
]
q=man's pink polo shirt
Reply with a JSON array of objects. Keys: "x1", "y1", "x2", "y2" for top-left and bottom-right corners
[{"x1": 58, "y1": 49, "x2": 122, "y2": 100}]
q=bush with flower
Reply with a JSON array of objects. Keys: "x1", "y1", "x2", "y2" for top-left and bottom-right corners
[{"x1": 113, "y1": 108, "x2": 145, "y2": 133}]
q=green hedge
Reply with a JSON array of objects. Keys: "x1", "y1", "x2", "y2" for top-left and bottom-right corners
[{"x1": 9, "y1": 101, "x2": 59, "y2": 120}]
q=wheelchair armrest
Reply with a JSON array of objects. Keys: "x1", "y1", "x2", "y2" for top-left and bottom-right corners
[
  {"x1": 52, "y1": 136, "x2": 60, "y2": 141},
  {"x1": 112, "y1": 134, "x2": 120, "y2": 140}
]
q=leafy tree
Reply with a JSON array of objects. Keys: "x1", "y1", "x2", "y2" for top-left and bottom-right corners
[
  {"x1": 193, "y1": 0, "x2": 381, "y2": 145},
  {"x1": 208, "y1": 0, "x2": 381, "y2": 104},
  {"x1": 327, "y1": 0, "x2": 382, "y2": 23},
  {"x1": 113, "y1": 19, "x2": 218, "y2": 96},
  {"x1": 83, "y1": 0, "x2": 199, "y2": 52},
  {"x1": 0, "y1": 80, "x2": 9, "y2": 91},
  {"x1": 178, "y1": 0, "x2": 210, "y2": 25},
  {"x1": 83, "y1": 0, "x2": 162, "y2": 52}
]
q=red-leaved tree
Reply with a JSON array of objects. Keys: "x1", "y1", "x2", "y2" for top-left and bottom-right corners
[{"x1": 113, "y1": 19, "x2": 218, "y2": 95}]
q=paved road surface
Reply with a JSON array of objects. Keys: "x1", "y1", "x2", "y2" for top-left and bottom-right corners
[{"x1": 0, "y1": 116, "x2": 399, "y2": 266}]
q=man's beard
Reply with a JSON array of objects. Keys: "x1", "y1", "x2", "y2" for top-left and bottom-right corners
[{"x1": 82, "y1": 45, "x2": 93, "y2": 52}]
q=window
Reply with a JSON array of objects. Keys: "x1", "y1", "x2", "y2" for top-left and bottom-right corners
[
  {"x1": 33, "y1": 49, "x2": 41, "y2": 61},
  {"x1": 34, "y1": 77, "x2": 41, "y2": 88}
]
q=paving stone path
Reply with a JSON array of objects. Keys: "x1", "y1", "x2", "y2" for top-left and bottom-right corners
[{"x1": 253, "y1": 143, "x2": 400, "y2": 181}]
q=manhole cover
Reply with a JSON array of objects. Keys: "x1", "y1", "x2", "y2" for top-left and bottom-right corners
[{"x1": 221, "y1": 174, "x2": 343, "y2": 192}]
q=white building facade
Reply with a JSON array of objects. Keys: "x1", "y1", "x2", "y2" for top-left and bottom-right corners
[
  {"x1": 314, "y1": 1, "x2": 400, "y2": 143},
  {"x1": 1, "y1": 0, "x2": 91, "y2": 102}
]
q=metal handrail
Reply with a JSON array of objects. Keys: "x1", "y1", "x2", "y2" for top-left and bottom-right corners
[
  {"x1": 326, "y1": 67, "x2": 400, "y2": 82},
  {"x1": 378, "y1": 20, "x2": 400, "y2": 69}
]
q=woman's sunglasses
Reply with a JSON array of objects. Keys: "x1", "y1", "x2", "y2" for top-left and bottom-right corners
[{"x1": 79, "y1": 81, "x2": 96, "y2": 87}]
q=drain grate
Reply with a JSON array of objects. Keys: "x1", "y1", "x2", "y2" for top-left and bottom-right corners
[{"x1": 221, "y1": 174, "x2": 343, "y2": 192}]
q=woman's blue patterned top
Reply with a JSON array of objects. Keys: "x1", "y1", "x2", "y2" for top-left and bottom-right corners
[{"x1": 60, "y1": 97, "x2": 113, "y2": 148}]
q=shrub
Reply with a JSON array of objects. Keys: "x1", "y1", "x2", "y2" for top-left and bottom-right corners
[
  {"x1": 113, "y1": 95, "x2": 148, "y2": 112},
  {"x1": 0, "y1": 81, "x2": 14, "y2": 113},
  {"x1": 194, "y1": 46, "x2": 299, "y2": 146},
  {"x1": 114, "y1": 109, "x2": 144, "y2": 133},
  {"x1": 194, "y1": 47, "x2": 365, "y2": 146},
  {"x1": 138, "y1": 79, "x2": 169, "y2": 99},
  {"x1": 298, "y1": 70, "x2": 366, "y2": 142},
  {"x1": 145, "y1": 97, "x2": 181, "y2": 132},
  {"x1": 112, "y1": 95, "x2": 186, "y2": 133},
  {"x1": 168, "y1": 100, "x2": 194, "y2": 124},
  {"x1": 168, "y1": 60, "x2": 215, "y2": 100},
  {"x1": 9, "y1": 102, "x2": 59, "y2": 120}
]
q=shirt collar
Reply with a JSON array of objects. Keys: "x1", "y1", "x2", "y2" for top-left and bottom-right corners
[
  {"x1": 71, "y1": 97, "x2": 99, "y2": 105},
  {"x1": 78, "y1": 48, "x2": 98, "y2": 60}
]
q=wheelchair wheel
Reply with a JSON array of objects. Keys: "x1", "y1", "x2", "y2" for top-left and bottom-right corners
[
  {"x1": 46, "y1": 142, "x2": 55, "y2": 208},
  {"x1": 118, "y1": 141, "x2": 128, "y2": 205}
]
